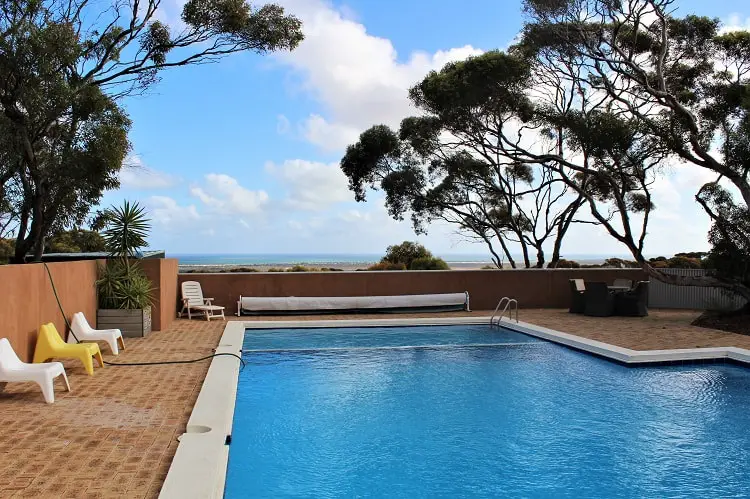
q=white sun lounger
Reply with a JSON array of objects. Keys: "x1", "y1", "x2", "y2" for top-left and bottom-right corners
[
  {"x1": 180, "y1": 281, "x2": 226, "y2": 321},
  {"x1": 68, "y1": 312, "x2": 125, "y2": 355},
  {"x1": 0, "y1": 338, "x2": 70, "y2": 403}
]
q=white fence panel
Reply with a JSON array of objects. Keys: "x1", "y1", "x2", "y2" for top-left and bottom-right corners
[{"x1": 648, "y1": 268, "x2": 748, "y2": 310}]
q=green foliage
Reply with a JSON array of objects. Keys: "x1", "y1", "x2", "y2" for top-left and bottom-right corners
[
  {"x1": 517, "y1": 0, "x2": 750, "y2": 298},
  {"x1": 0, "y1": 0, "x2": 303, "y2": 262},
  {"x1": 96, "y1": 261, "x2": 153, "y2": 310},
  {"x1": 46, "y1": 230, "x2": 105, "y2": 253},
  {"x1": 340, "y1": 50, "x2": 585, "y2": 269},
  {"x1": 287, "y1": 265, "x2": 311, "y2": 272},
  {"x1": 367, "y1": 262, "x2": 408, "y2": 271},
  {"x1": 602, "y1": 258, "x2": 640, "y2": 269},
  {"x1": 381, "y1": 241, "x2": 433, "y2": 268},
  {"x1": 96, "y1": 201, "x2": 152, "y2": 310},
  {"x1": 0, "y1": 238, "x2": 13, "y2": 263},
  {"x1": 549, "y1": 258, "x2": 580, "y2": 268},
  {"x1": 102, "y1": 201, "x2": 150, "y2": 259},
  {"x1": 409, "y1": 257, "x2": 450, "y2": 270}
]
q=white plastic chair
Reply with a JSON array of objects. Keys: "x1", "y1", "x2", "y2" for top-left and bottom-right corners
[
  {"x1": 180, "y1": 281, "x2": 225, "y2": 321},
  {"x1": 68, "y1": 312, "x2": 125, "y2": 355},
  {"x1": 0, "y1": 338, "x2": 70, "y2": 403}
]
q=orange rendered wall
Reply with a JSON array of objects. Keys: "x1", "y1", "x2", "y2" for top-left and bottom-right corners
[
  {"x1": 177, "y1": 268, "x2": 648, "y2": 313},
  {"x1": 0, "y1": 261, "x2": 98, "y2": 362},
  {"x1": 141, "y1": 258, "x2": 179, "y2": 332}
]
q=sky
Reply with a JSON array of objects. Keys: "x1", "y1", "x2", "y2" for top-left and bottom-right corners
[{"x1": 100, "y1": 0, "x2": 750, "y2": 257}]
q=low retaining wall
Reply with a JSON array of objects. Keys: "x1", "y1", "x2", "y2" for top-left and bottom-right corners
[
  {"x1": 0, "y1": 261, "x2": 98, "y2": 362},
  {"x1": 178, "y1": 268, "x2": 648, "y2": 312},
  {"x1": 1, "y1": 258, "x2": 179, "y2": 362}
]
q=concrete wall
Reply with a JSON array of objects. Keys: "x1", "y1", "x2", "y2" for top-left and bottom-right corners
[
  {"x1": 0, "y1": 261, "x2": 98, "y2": 362},
  {"x1": 142, "y1": 258, "x2": 179, "y2": 332},
  {"x1": 178, "y1": 268, "x2": 648, "y2": 313}
]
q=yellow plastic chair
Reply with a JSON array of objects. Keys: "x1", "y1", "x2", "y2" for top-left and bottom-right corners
[{"x1": 33, "y1": 323, "x2": 104, "y2": 375}]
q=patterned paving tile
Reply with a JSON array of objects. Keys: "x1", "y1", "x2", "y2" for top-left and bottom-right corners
[{"x1": 1, "y1": 309, "x2": 748, "y2": 497}]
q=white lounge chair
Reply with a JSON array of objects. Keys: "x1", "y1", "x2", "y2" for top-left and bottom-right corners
[
  {"x1": 0, "y1": 338, "x2": 70, "y2": 403},
  {"x1": 68, "y1": 312, "x2": 125, "y2": 355},
  {"x1": 180, "y1": 281, "x2": 225, "y2": 321}
]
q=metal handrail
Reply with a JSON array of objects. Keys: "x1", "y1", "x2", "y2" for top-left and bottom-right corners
[{"x1": 490, "y1": 297, "x2": 518, "y2": 325}]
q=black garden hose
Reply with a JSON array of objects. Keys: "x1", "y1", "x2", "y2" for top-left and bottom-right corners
[{"x1": 43, "y1": 261, "x2": 245, "y2": 369}]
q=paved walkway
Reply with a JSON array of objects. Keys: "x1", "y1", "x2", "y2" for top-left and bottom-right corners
[{"x1": 1, "y1": 309, "x2": 749, "y2": 498}]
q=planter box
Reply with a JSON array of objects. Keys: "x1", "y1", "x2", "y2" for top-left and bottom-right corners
[{"x1": 97, "y1": 308, "x2": 152, "y2": 338}]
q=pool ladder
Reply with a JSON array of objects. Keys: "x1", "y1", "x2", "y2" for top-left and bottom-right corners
[{"x1": 490, "y1": 297, "x2": 518, "y2": 325}]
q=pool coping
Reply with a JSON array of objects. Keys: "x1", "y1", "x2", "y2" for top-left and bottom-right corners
[{"x1": 158, "y1": 316, "x2": 750, "y2": 498}]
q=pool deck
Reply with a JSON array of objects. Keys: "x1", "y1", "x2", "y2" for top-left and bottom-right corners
[{"x1": 1, "y1": 308, "x2": 749, "y2": 498}]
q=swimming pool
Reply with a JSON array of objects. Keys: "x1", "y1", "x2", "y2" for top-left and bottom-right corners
[{"x1": 225, "y1": 325, "x2": 750, "y2": 498}]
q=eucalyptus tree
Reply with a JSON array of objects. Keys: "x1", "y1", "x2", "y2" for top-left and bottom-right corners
[
  {"x1": 0, "y1": 0, "x2": 303, "y2": 261},
  {"x1": 517, "y1": 0, "x2": 750, "y2": 299},
  {"x1": 341, "y1": 51, "x2": 586, "y2": 269}
]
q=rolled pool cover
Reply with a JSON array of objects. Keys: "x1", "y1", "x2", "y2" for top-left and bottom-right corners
[{"x1": 237, "y1": 292, "x2": 470, "y2": 315}]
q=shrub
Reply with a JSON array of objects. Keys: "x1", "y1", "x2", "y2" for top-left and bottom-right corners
[
  {"x1": 381, "y1": 241, "x2": 432, "y2": 268},
  {"x1": 549, "y1": 259, "x2": 580, "y2": 268},
  {"x1": 288, "y1": 265, "x2": 312, "y2": 272},
  {"x1": 267, "y1": 267, "x2": 285, "y2": 272},
  {"x1": 666, "y1": 256, "x2": 702, "y2": 269},
  {"x1": 367, "y1": 262, "x2": 407, "y2": 271},
  {"x1": 603, "y1": 258, "x2": 640, "y2": 268},
  {"x1": 481, "y1": 265, "x2": 498, "y2": 270},
  {"x1": 409, "y1": 256, "x2": 450, "y2": 270},
  {"x1": 96, "y1": 202, "x2": 153, "y2": 310},
  {"x1": 0, "y1": 238, "x2": 12, "y2": 264}
]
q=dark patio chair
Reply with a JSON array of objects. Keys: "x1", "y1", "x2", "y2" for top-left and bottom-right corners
[
  {"x1": 584, "y1": 281, "x2": 615, "y2": 317},
  {"x1": 569, "y1": 279, "x2": 586, "y2": 314},
  {"x1": 615, "y1": 281, "x2": 649, "y2": 317}
]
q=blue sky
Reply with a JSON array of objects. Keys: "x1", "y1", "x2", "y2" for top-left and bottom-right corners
[{"x1": 101, "y1": 0, "x2": 750, "y2": 257}]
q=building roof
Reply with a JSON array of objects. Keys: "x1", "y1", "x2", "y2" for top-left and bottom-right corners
[{"x1": 39, "y1": 250, "x2": 165, "y2": 262}]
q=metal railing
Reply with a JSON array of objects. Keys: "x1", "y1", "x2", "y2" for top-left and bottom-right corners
[{"x1": 490, "y1": 297, "x2": 518, "y2": 325}]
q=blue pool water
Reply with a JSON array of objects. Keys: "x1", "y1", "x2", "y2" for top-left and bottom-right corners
[{"x1": 226, "y1": 325, "x2": 750, "y2": 498}]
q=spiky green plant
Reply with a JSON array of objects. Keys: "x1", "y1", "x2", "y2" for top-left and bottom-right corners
[{"x1": 97, "y1": 201, "x2": 153, "y2": 309}]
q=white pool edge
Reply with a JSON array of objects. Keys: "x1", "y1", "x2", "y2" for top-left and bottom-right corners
[
  {"x1": 159, "y1": 316, "x2": 750, "y2": 498},
  {"x1": 159, "y1": 321, "x2": 245, "y2": 499}
]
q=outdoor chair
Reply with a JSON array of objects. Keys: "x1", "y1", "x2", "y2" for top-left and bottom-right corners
[
  {"x1": 612, "y1": 278, "x2": 633, "y2": 289},
  {"x1": 33, "y1": 323, "x2": 103, "y2": 375},
  {"x1": 181, "y1": 281, "x2": 226, "y2": 321},
  {"x1": 583, "y1": 281, "x2": 615, "y2": 317},
  {"x1": 1, "y1": 338, "x2": 70, "y2": 403},
  {"x1": 568, "y1": 279, "x2": 586, "y2": 314},
  {"x1": 68, "y1": 312, "x2": 125, "y2": 355},
  {"x1": 615, "y1": 281, "x2": 650, "y2": 317}
]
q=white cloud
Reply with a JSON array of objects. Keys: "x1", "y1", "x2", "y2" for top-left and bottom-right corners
[
  {"x1": 266, "y1": 159, "x2": 351, "y2": 210},
  {"x1": 721, "y1": 13, "x2": 750, "y2": 33},
  {"x1": 119, "y1": 155, "x2": 178, "y2": 190},
  {"x1": 146, "y1": 196, "x2": 200, "y2": 228},
  {"x1": 190, "y1": 173, "x2": 269, "y2": 216},
  {"x1": 299, "y1": 114, "x2": 360, "y2": 151},
  {"x1": 275, "y1": 0, "x2": 482, "y2": 151}
]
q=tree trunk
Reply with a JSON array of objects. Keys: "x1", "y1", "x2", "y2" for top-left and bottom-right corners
[
  {"x1": 27, "y1": 193, "x2": 46, "y2": 262},
  {"x1": 534, "y1": 247, "x2": 545, "y2": 268}
]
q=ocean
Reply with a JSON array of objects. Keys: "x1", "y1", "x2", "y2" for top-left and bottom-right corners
[
  {"x1": 170, "y1": 253, "x2": 494, "y2": 267},
  {"x1": 169, "y1": 253, "x2": 618, "y2": 268}
]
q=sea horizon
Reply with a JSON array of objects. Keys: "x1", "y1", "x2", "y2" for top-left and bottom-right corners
[{"x1": 167, "y1": 252, "x2": 631, "y2": 267}]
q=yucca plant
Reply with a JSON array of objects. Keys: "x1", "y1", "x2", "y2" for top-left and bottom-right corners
[{"x1": 97, "y1": 201, "x2": 154, "y2": 309}]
